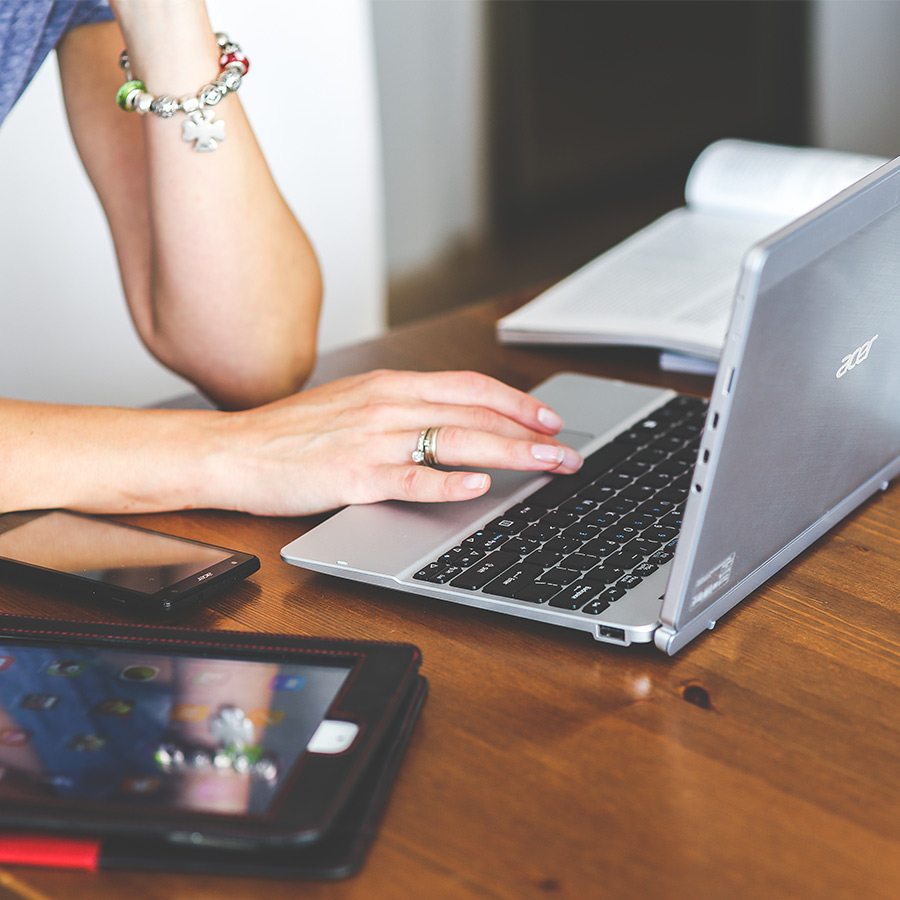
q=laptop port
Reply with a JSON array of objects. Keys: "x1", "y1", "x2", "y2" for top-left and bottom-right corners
[{"x1": 598, "y1": 625, "x2": 626, "y2": 643}]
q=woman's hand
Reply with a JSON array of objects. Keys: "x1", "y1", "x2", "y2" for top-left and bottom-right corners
[{"x1": 207, "y1": 370, "x2": 583, "y2": 516}]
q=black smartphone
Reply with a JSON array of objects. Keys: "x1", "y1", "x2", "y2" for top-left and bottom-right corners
[
  {"x1": 0, "y1": 619, "x2": 423, "y2": 852},
  {"x1": 0, "y1": 511, "x2": 259, "y2": 616}
]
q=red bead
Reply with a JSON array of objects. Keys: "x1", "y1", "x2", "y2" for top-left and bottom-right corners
[{"x1": 219, "y1": 51, "x2": 249, "y2": 75}]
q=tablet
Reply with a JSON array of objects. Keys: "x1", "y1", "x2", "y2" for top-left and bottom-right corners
[{"x1": 0, "y1": 617, "x2": 422, "y2": 850}]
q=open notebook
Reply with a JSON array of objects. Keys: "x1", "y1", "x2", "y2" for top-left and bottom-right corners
[{"x1": 497, "y1": 140, "x2": 886, "y2": 361}]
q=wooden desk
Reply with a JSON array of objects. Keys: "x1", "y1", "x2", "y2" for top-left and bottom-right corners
[{"x1": 2, "y1": 295, "x2": 898, "y2": 899}]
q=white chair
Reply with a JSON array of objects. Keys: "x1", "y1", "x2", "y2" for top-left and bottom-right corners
[{"x1": 0, "y1": 0, "x2": 385, "y2": 406}]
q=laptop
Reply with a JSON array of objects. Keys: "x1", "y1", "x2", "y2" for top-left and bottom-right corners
[{"x1": 282, "y1": 157, "x2": 900, "y2": 654}]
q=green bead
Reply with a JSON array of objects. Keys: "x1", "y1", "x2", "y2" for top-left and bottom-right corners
[{"x1": 116, "y1": 79, "x2": 145, "y2": 111}]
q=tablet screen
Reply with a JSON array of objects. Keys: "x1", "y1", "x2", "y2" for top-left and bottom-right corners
[{"x1": 0, "y1": 643, "x2": 351, "y2": 817}]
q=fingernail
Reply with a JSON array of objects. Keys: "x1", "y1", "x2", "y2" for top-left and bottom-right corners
[
  {"x1": 463, "y1": 473, "x2": 489, "y2": 490},
  {"x1": 562, "y1": 448, "x2": 583, "y2": 470},
  {"x1": 537, "y1": 407, "x2": 563, "y2": 430},
  {"x1": 532, "y1": 444, "x2": 565, "y2": 464}
]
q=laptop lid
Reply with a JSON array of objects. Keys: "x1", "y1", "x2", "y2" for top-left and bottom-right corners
[{"x1": 657, "y1": 157, "x2": 900, "y2": 654}]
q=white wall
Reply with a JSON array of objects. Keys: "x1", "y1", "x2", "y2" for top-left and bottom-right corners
[
  {"x1": 0, "y1": 0, "x2": 385, "y2": 406},
  {"x1": 371, "y1": 0, "x2": 487, "y2": 276},
  {"x1": 812, "y1": 0, "x2": 900, "y2": 158}
]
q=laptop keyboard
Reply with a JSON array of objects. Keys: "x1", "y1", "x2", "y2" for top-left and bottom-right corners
[{"x1": 413, "y1": 395, "x2": 708, "y2": 617}]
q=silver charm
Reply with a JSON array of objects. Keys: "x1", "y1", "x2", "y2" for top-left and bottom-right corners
[
  {"x1": 199, "y1": 82, "x2": 224, "y2": 107},
  {"x1": 183, "y1": 110, "x2": 226, "y2": 152},
  {"x1": 150, "y1": 95, "x2": 178, "y2": 119}
]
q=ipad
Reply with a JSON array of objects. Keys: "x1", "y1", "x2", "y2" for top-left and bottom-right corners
[{"x1": 0, "y1": 619, "x2": 421, "y2": 849}]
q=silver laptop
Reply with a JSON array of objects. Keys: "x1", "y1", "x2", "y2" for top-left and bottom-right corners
[{"x1": 283, "y1": 157, "x2": 900, "y2": 654}]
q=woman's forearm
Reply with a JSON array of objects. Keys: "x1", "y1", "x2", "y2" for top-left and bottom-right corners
[
  {"x1": 0, "y1": 398, "x2": 223, "y2": 515},
  {"x1": 59, "y1": 5, "x2": 322, "y2": 410}
]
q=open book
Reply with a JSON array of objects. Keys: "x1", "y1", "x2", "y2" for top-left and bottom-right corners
[{"x1": 497, "y1": 140, "x2": 887, "y2": 360}]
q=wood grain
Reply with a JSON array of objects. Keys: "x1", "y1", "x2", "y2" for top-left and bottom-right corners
[{"x1": 2, "y1": 295, "x2": 898, "y2": 899}]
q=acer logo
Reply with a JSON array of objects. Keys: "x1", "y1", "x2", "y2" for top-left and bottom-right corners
[
  {"x1": 196, "y1": 571, "x2": 213, "y2": 582},
  {"x1": 836, "y1": 334, "x2": 878, "y2": 379}
]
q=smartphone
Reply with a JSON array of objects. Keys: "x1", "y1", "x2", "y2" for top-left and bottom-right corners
[
  {"x1": 0, "y1": 619, "x2": 423, "y2": 851},
  {"x1": 0, "y1": 511, "x2": 259, "y2": 616}
]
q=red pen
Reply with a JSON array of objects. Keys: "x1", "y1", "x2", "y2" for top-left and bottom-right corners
[{"x1": 0, "y1": 835, "x2": 101, "y2": 871}]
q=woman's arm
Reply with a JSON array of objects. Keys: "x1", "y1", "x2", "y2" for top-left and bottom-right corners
[
  {"x1": 56, "y1": 3, "x2": 321, "y2": 410},
  {"x1": 0, "y1": 371, "x2": 580, "y2": 516}
]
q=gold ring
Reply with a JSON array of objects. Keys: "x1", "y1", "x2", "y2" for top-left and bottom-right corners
[{"x1": 422, "y1": 426, "x2": 440, "y2": 467}]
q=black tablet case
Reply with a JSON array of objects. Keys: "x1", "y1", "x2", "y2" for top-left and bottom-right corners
[{"x1": 0, "y1": 615, "x2": 427, "y2": 880}]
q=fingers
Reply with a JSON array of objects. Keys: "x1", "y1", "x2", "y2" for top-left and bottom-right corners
[
  {"x1": 361, "y1": 401, "x2": 549, "y2": 443},
  {"x1": 361, "y1": 370, "x2": 564, "y2": 436},
  {"x1": 408, "y1": 426, "x2": 582, "y2": 473},
  {"x1": 384, "y1": 465, "x2": 493, "y2": 503}
]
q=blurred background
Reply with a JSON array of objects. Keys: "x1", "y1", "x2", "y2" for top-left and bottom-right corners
[
  {"x1": 2, "y1": 0, "x2": 899, "y2": 405},
  {"x1": 374, "y1": 0, "x2": 900, "y2": 325}
]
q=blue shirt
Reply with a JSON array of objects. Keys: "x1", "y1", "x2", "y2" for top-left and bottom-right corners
[{"x1": 0, "y1": 1, "x2": 114, "y2": 127}]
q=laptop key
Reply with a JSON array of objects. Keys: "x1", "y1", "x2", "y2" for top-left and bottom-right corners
[
  {"x1": 543, "y1": 511, "x2": 579, "y2": 530},
  {"x1": 514, "y1": 583, "x2": 561, "y2": 604},
  {"x1": 581, "y1": 510, "x2": 618, "y2": 528},
  {"x1": 413, "y1": 562, "x2": 449, "y2": 582},
  {"x1": 581, "y1": 598, "x2": 610, "y2": 616},
  {"x1": 504, "y1": 503, "x2": 548, "y2": 522},
  {"x1": 632, "y1": 561, "x2": 658, "y2": 577},
  {"x1": 646, "y1": 526, "x2": 678, "y2": 543},
  {"x1": 431, "y1": 565, "x2": 467, "y2": 584},
  {"x1": 484, "y1": 564, "x2": 545, "y2": 598},
  {"x1": 605, "y1": 551, "x2": 642, "y2": 569},
  {"x1": 521, "y1": 523, "x2": 559, "y2": 544},
  {"x1": 485, "y1": 516, "x2": 526, "y2": 535},
  {"x1": 647, "y1": 549, "x2": 674, "y2": 564},
  {"x1": 463, "y1": 530, "x2": 508, "y2": 551},
  {"x1": 540, "y1": 567, "x2": 581, "y2": 586},
  {"x1": 548, "y1": 581, "x2": 604, "y2": 610},
  {"x1": 439, "y1": 546, "x2": 486, "y2": 567},
  {"x1": 449, "y1": 552, "x2": 518, "y2": 590},
  {"x1": 582, "y1": 565, "x2": 624, "y2": 585},
  {"x1": 559, "y1": 497, "x2": 598, "y2": 516},
  {"x1": 563, "y1": 521, "x2": 601, "y2": 543},
  {"x1": 502, "y1": 538, "x2": 541, "y2": 557},
  {"x1": 581, "y1": 537, "x2": 619, "y2": 557},
  {"x1": 617, "y1": 573, "x2": 643, "y2": 590},
  {"x1": 543, "y1": 535, "x2": 583, "y2": 556},
  {"x1": 560, "y1": 552, "x2": 600, "y2": 572},
  {"x1": 525, "y1": 548, "x2": 564, "y2": 568}
]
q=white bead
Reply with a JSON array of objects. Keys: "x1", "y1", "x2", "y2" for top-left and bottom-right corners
[
  {"x1": 199, "y1": 83, "x2": 223, "y2": 107},
  {"x1": 180, "y1": 95, "x2": 200, "y2": 114},
  {"x1": 136, "y1": 92, "x2": 153, "y2": 115}
]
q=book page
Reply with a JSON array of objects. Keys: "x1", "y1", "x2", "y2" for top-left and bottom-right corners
[
  {"x1": 498, "y1": 208, "x2": 782, "y2": 357},
  {"x1": 685, "y1": 139, "x2": 886, "y2": 220}
]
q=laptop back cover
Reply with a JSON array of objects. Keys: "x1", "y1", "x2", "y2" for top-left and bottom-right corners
[{"x1": 658, "y1": 158, "x2": 900, "y2": 654}]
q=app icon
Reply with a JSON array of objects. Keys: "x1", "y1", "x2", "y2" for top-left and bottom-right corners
[
  {"x1": 120, "y1": 776, "x2": 162, "y2": 795},
  {"x1": 47, "y1": 659, "x2": 87, "y2": 677},
  {"x1": 48, "y1": 775, "x2": 75, "y2": 790},
  {"x1": 271, "y1": 674, "x2": 306, "y2": 692},
  {"x1": 120, "y1": 665, "x2": 159, "y2": 683},
  {"x1": 170, "y1": 703, "x2": 208, "y2": 723},
  {"x1": 21, "y1": 693, "x2": 60, "y2": 711},
  {"x1": 94, "y1": 698, "x2": 135, "y2": 717},
  {"x1": 191, "y1": 670, "x2": 229, "y2": 687},
  {"x1": 248, "y1": 709, "x2": 285, "y2": 728},
  {"x1": 68, "y1": 733, "x2": 106, "y2": 753},
  {"x1": 0, "y1": 655, "x2": 15, "y2": 672},
  {"x1": 0, "y1": 728, "x2": 31, "y2": 747}
]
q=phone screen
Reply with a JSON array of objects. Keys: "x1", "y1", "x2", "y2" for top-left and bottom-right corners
[
  {"x1": 0, "y1": 511, "x2": 234, "y2": 595},
  {"x1": 0, "y1": 642, "x2": 351, "y2": 817}
]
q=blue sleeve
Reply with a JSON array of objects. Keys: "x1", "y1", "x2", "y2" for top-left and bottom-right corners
[{"x1": 67, "y1": 1, "x2": 115, "y2": 32}]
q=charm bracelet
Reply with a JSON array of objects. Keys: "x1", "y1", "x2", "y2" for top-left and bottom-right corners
[{"x1": 116, "y1": 32, "x2": 250, "y2": 153}]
